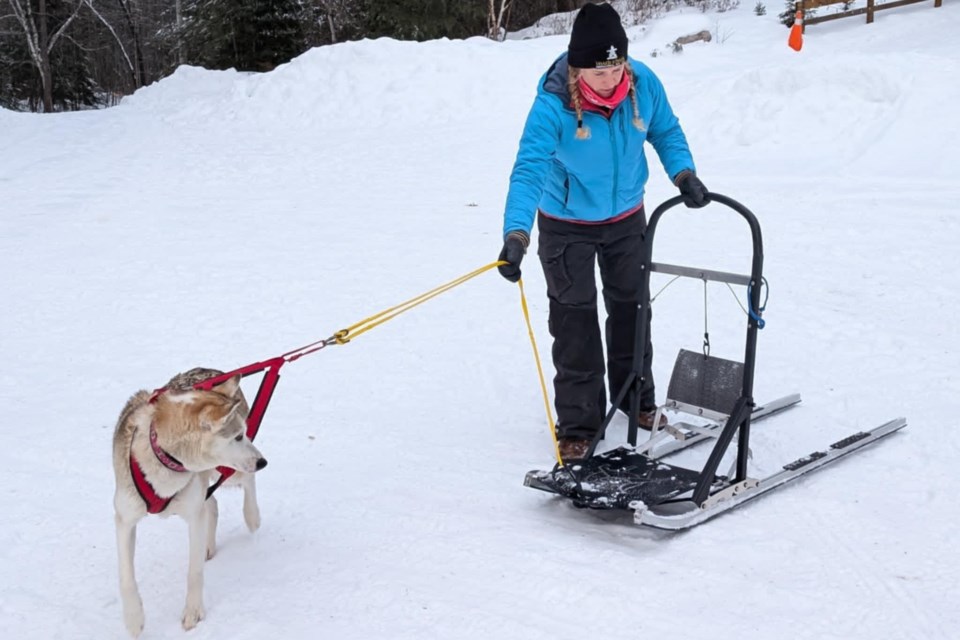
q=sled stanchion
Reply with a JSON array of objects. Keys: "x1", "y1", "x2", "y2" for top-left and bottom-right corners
[{"x1": 691, "y1": 396, "x2": 752, "y2": 505}]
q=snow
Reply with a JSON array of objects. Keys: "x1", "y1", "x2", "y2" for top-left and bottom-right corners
[{"x1": 2, "y1": 4, "x2": 959, "y2": 639}]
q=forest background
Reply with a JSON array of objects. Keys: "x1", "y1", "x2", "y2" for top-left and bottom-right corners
[{"x1": 0, "y1": 0, "x2": 740, "y2": 112}]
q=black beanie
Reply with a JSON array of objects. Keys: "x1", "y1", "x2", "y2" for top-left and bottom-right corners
[{"x1": 568, "y1": 3, "x2": 628, "y2": 69}]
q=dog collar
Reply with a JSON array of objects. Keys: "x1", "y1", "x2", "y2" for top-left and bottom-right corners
[
  {"x1": 149, "y1": 421, "x2": 187, "y2": 472},
  {"x1": 128, "y1": 422, "x2": 188, "y2": 514}
]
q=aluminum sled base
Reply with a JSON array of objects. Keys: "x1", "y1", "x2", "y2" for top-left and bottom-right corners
[
  {"x1": 632, "y1": 417, "x2": 906, "y2": 530},
  {"x1": 524, "y1": 395, "x2": 906, "y2": 530}
]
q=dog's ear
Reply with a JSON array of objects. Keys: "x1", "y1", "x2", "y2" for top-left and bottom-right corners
[
  {"x1": 200, "y1": 397, "x2": 242, "y2": 431},
  {"x1": 225, "y1": 397, "x2": 244, "y2": 424},
  {"x1": 212, "y1": 374, "x2": 242, "y2": 398}
]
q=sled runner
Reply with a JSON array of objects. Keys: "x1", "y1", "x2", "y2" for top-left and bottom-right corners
[{"x1": 523, "y1": 193, "x2": 906, "y2": 530}]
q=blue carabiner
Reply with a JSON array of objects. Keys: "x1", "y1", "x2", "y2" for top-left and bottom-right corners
[{"x1": 747, "y1": 278, "x2": 769, "y2": 329}]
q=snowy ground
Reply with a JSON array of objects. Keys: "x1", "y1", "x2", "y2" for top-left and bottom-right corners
[{"x1": 2, "y1": 4, "x2": 959, "y2": 639}]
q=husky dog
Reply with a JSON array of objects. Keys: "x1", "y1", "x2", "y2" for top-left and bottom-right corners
[{"x1": 112, "y1": 368, "x2": 268, "y2": 637}]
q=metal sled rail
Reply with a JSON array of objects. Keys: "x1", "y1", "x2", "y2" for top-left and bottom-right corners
[
  {"x1": 652, "y1": 393, "x2": 801, "y2": 459},
  {"x1": 633, "y1": 417, "x2": 907, "y2": 530}
]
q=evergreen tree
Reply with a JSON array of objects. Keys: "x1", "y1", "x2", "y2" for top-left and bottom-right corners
[
  {"x1": 360, "y1": 0, "x2": 487, "y2": 41},
  {"x1": 49, "y1": 27, "x2": 99, "y2": 109},
  {"x1": 0, "y1": 31, "x2": 30, "y2": 110},
  {"x1": 779, "y1": 0, "x2": 814, "y2": 26},
  {"x1": 185, "y1": 0, "x2": 306, "y2": 72}
]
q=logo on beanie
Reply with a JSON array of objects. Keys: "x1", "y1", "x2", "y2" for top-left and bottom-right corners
[{"x1": 607, "y1": 45, "x2": 618, "y2": 60}]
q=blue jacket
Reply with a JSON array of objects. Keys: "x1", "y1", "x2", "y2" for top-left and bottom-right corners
[{"x1": 503, "y1": 54, "x2": 695, "y2": 237}]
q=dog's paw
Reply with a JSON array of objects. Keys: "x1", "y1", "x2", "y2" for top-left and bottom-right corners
[
  {"x1": 205, "y1": 545, "x2": 216, "y2": 561},
  {"x1": 123, "y1": 599, "x2": 145, "y2": 637},
  {"x1": 181, "y1": 603, "x2": 206, "y2": 631},
  {"x1": 244, "y1": 505, "x2": 261, "y2": 533}
]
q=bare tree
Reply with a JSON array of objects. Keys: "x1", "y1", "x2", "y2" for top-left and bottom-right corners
[
  {"x1": 174, "y1": 0, "x2": 183, "y2": 64},
  {"x1": 309, "y1": 0, "x2": 363, "y2": 45},
  {"x1": 115, "y1": 0, "x2": 148, "y2": 86},
  {"x1": 8, "y1": 0, "x2": 84, "y2": 112},
  {"x1": 487, "y1": 0, "x2": 510, "y2": 40},
  {"x1": 317, "y1": 0, "x2": 338, "y2": 42},
  {"x1": 84, "y1": 0, "x2": 136, "y2": 85}
]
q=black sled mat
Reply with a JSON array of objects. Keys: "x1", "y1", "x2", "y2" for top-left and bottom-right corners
[{"x1": 524, "y1": 446, "x2": 723, "y2": 510}]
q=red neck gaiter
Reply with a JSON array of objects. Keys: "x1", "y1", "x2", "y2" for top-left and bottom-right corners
[{"x1": 578, "y1": 71, "x2": 631, "y2": 110}]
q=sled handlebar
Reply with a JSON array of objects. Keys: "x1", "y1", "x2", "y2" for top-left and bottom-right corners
[{"x1": 647, "y1": 192, "x2": 763, "y2": 261}]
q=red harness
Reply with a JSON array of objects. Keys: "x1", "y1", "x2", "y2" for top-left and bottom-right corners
[
  {"x1": 129, "y1": 334, "x2": 333, "y2": 514},
  {"x1": 130, "y1": 421, "x2": 189, "y2": 514}
]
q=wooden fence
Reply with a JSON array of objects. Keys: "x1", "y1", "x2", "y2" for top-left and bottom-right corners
[{"x1": 800, "y1": 0, "x2": 943, "y2": 28}]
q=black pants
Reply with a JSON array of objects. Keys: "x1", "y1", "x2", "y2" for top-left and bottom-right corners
[{"x1": 537, "y1": 210, "x2": 655, "y2": 440}]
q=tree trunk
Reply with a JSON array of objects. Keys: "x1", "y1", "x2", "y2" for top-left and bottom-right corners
[
  {"x1": 9, "y1": 0, "x2": 98, "y2": 111},
  {"x1": 488, "y1": 0, "x2": 510, "y2": 40},
  {"x1": 117, "y1": 0, "x2": 145, "y2": 88},
  {"x1": 175, "y1": 0, "x2": 184, "y2": 65},
  {"x1": 38, "y1": 0, "x2": 53, "y2": 112}
]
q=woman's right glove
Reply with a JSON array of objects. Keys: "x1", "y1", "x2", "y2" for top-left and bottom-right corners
[
  {"x1": 497, "y1": 231, "x2": 529, "y2": 283},
  {"x1": 674, "y1": 170, "x2": 709, "y2": 208}
]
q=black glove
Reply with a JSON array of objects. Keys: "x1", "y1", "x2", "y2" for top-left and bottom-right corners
[
  {"x1": 675, "y1": 170, "x2": 709, "y2": 208},
  {"x1": 497, "y1": 231, "x2": 528, "y2": 283}
]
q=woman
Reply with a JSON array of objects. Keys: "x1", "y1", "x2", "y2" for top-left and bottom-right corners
[{"x1": 497, "y1": 2, "x2": 708, "y2": 461}]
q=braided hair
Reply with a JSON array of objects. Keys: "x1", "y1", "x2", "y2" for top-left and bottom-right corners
[{"x1": 567, "y1": 65, "x2": 645, "y2": 141}]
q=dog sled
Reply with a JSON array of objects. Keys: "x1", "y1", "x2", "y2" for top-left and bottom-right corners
[{"x1": 523, "y1": 193, "x2": 906, "y2": 530}]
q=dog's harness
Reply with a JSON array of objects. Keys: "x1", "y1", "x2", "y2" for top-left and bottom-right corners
[
  {"x1": 129, "y1": 421, "x2": 189, "y2": 514},
  {"x1": 130, "y1": 356, "x2": 292, "y2": 514}
]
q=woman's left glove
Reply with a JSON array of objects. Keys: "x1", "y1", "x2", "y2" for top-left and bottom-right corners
[
  {"x1": 497, "y1": 231, "x2": 529, "y2": 283},
  {"x1": 675, "y1": 170, "x2": 709, "y2": 208}
]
